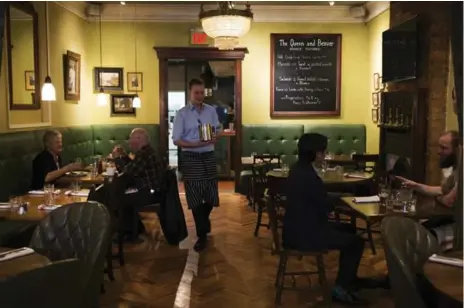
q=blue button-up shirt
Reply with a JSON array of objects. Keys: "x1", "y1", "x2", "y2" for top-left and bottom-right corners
[{"x1": 172, "y1": 102, "x2": 221, "y2": 153}]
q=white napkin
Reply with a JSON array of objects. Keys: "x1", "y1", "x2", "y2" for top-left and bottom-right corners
[
  {"x1": 345, "y1": 173, "x2": 370, "y2": 179},
  {"x1": 38, "y1": 204, "x2": 62, "y2": 211},
  {"x1": 0, "y1": 247, "x2": 35, "y2": 262},
  {"x1": 28, "y1": 190, "x2": 61, "y2": 195},
  {"x1": 0, "y1": 203, "x2": 10, "y2": 209},
  {"x1": 125, "y1": 188, "x2": 138, "y2": 194},
  {"x1": 273, "y1": 168, "x2": 282, "y2": 172},
  {"x1": 353, "y1": 196, "x2": 380, "y2": 203},
  {"x1": 64, "y1": 190, "x2": 89, "y2": 197},
  {"x1": 429, "y1": 254, "x2": 463, "y2": 267}
]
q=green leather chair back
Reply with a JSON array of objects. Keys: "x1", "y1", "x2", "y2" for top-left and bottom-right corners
[{"x1": 304, "y1": 124, "x2": 366, "y2": 155}]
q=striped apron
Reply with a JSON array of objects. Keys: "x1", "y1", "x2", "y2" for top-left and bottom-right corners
[{"x1": 181, "y1": 151, "x2": 219, "y2": 209}]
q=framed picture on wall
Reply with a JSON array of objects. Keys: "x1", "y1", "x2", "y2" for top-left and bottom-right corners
[
  {"x1": 24, "y1": 70, "x2": 35, "y2": 91},
  {"x1": 127, "y1": 72, "x2": 143, "y2": 92},
  {"x1": 64, "y1": 50, "x2": 81, "y2": 101},
  {"x1": 94, "y1": 67, "x2": 124, "y2": 91},
  {"x1": 110, "y1": 94, "x2": 136, "y2": 116},
  {"x1": 372, "y1": 108, "x2": 379, "y2": 123}
]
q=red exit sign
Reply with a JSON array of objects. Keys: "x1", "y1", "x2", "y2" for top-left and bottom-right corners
[{"x1": 190, "y1": 29, "x2": 209, "y2": 45}]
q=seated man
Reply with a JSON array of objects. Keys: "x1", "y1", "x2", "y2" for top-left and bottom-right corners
[
  {"x1": 31, "y1": 129, "x2": 82, "y2": 190},
  {"x1": 396, "y1": 130, "x2": 461, "y2": 241},
  {"x1": 112, "y1": 128, "x2": 165, "y2": 238},
  {"x1": 283, "y1": 133, "x2": 372, "y2": 305}
]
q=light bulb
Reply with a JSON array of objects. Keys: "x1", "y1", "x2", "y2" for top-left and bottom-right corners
[
  {"x1": 41, "y1": 76, "x2": 56, "y2": 101},
  {"x1": 132, "y1": 95, "x2": 141, "y2": 108},
  {"x1": 329, "y1": 1, "x2": 335, "y2": 6},
  {"x1": 96, "y1": 88, "x2": 108, "y2": 106}
]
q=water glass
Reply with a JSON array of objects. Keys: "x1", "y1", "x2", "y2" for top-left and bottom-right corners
[
  {"x1": 335, "y1": 165, "x2": 344, "y2": 179},
  {"x1": 72, "y1": 180, "x2": 81, "y2": 193},
  {"x1": 9, "y1": 196, "x2": 19, "y2": 209},
  {"x1": 378, "y1": 184, "x2": 390, "y2": 207},
  {"x1": 281, "y1": 164, "x2": 289, "y2": 175},
  {"x1": 251, "y1": 152, "x2": 257, "y2": 158},
  {"x1": 75, "y1": 157, "x2": 82, "y2": 164},
  {"x1": 408, "y1": 195, "x2": 417, "y2": 212},
  {"x1": 44, "y1": 183, "x2": 54, "y2": 194}
]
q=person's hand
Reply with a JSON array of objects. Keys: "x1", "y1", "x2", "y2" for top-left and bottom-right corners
[
  {"x1": 206, "y1": 138, "x2": 217, "y2": 144},
  {"x1": 395, "y1": 176, "x2": 419, "y2": 188},
  {"x1": 111, "y1": 145, "x2": 126, "y2": 158},
  {"x1": 65, "y1": 162, "x2": 83, "y2": 172},
  {"x1": 128, "y1": 153, "x2": 135, "y2": 160}
]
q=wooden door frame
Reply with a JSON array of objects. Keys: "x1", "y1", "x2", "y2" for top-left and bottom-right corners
[{"x1": 154, "y1": 47, "x2": 248, "y2": 190}]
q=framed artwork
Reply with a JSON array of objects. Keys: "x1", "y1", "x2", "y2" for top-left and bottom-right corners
[
  {"x1": 94, "y1": 67, "x2": 124, "y2": 91},
  {"x1": 127, "y1": 72, "x2": 143, "y2": 92},
  {"x1": 64, "y1": 50, "x2": 81, "y2": 100},
  {"x1": 372, "y1": 92, "x2": 380, "y2": 107},
  {"x1": 372, "y1": 108, "x2": 379, "y2": 124},
  {"x1": 24, "y1": 70, "x2": 35, "y2": 91},
  {"x1": 110, "y1": 94, "x2": 136, "y2": 116},
  {"x1": 373, "y1": 73, "x2": 380, "y2": 91}
]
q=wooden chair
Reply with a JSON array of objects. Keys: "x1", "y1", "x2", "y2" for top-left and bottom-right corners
[
  {"x1": 252, "y1": 163, "x2": 275, "y2": 236},
  {"x1": 266, "y1": 176, "x2": 331, "y2": 306},
  {"x1": 247, "y1": 154, "x2": 282, "y2": 209}
]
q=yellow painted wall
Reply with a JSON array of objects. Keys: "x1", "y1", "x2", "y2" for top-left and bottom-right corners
[
  {"x1": 366, "y1": 9, "x2": 390, "y2": 153},
  {"x1": 0, "y1": 3, "x2": 390, "y2": 154},
  {"x1": 10, "y1": 19, "x2": 35, "y2": 105}
]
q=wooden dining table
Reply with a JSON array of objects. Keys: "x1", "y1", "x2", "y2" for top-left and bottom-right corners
[
  {"x1": 424, "y1": 251, "x2": 463, "y2": 303},
  {"x1": 266, "y1": 170, "x2": 373, "y2": 185},
  {"x1": 341, "y1": 196, "x2": 454, "y2": 220},
  {"x1": 0, "y1": 193, "x2": 88, "y2": 221},
  {"x1": 0, "y1": 247, "x2": 50, "y2": 280},
  {"x1": 57, "y1": 171, "x2": 105, "y2": 186}
]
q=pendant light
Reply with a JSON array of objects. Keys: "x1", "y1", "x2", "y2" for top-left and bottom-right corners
[
  {"x1": 96, "y1": 4, "x2": 108, "y2": 106},
  {"x1": 41, "y1": 2, "x2": 56, "y2": 101},
  {"x1": 132, "y1": 4, "x2": 141, "y2": 108}
]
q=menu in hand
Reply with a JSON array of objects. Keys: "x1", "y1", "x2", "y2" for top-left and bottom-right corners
[{"x1": 270, "y1": 33, "x2": 342, "y2": 117}]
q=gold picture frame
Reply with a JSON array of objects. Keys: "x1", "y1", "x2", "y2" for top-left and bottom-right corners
[
  {"x1": 372, "y1": 108, "x2": 379, "y2": 124},
  {"x1": 64, "y1": 50, "x2": 81, "y2": 101},
  {"x1": 372, "y1": 92, "x2": 380, "y2": 107},
  {"x1": 373, "y1": 73, "x2": 380, "y2": 91},
  {"x1": 127, "y1": 72, "x2": 143, "y2": 92},
  {"x1": 24, "y1": 70, "x2": 35, "y2": 91}
]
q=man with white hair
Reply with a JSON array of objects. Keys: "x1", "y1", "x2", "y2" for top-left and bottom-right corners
[{"x1": 112, "y1": 128, "x2": 165, "y2": 240}]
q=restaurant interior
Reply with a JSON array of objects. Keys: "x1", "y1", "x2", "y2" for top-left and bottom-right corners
[{"x1": 0, "y1": 1, "x2": 462, "y2": 307}]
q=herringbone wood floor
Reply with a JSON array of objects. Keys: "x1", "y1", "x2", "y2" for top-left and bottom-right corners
[{"x1": 101, "y1": 182, "x2": 394, "y2": 308}]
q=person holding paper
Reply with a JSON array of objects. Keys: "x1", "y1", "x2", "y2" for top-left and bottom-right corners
[{"x1": 283, "y1": 133, "x2": 383, "y2": 305}]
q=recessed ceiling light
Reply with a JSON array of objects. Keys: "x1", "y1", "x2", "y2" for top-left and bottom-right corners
[
  {"x1": 120, "y1": 1, "x2": 126, "y2": 5},
  {"x1": 329, "y1": 1, "x2": 335, "y2": 5}
]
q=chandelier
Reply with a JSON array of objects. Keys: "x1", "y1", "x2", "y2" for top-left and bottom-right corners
[{"x1": 199, "y1": 2, "x2": 253, "y2": 50}]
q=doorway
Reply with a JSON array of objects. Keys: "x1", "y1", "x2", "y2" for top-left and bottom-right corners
[{"x1": 155, "y1": 47, "x2": 248, "y2": 190}]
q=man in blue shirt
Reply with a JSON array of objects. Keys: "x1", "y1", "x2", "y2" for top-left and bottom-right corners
[{"x1": 172, "y1": 78, "x2": 221, "y2": 252}]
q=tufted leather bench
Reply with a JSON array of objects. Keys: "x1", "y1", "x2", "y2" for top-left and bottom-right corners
[
  {"x1": 0, "y1": 124, "x2": 159, "y2": 201},
  {"x1": 238, "y1": 124, "x2": 366, "y2": 194}
]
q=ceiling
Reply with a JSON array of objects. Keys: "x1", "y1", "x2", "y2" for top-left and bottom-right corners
[{"x1": 94, "y1": 1, "x2": 366, "y2": 6}]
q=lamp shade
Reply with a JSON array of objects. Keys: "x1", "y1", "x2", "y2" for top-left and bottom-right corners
[
  {"x1": 96, "y1": 88, "x2": 108, "y2": 106},
  {"x1": 132, "y1": 95, "x2": 141, "y2": 108},
  {"x1": 41, "y1": 76, "x2": 56, "y2": 101}
]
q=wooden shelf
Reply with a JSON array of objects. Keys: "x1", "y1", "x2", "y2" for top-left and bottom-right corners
[{"x1": 377, "y1": 124, "x2": 411, "y2": 132}]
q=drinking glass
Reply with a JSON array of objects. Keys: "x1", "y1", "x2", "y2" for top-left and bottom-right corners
[
  {"x1": 75, "y1": 157, "x2": 82, "y2": 165},
  {"x1": 9, "y1": 196, "x2": 19, "y2": 210},
  {"x1": 378, "y1": 183, "x2": 390, "y2": 207},
  {"x1": 335, "y1": 165, "x2": 344, "y2": 180},
  {"x1": 251, "y1": 152, "x2": 257, "y2": 158},
  {"x1": 281, "y1": 164, "x2": 289, "y2": 176},
  {"x1": 44, "y1": 183, "x2": 54, "y2": 193},
  {"x1": 72, "y1": 180, "x2": 81, "y2": 193},
  {"x1": 408, "y1": 195, "x2": 417, "y2": 212}
]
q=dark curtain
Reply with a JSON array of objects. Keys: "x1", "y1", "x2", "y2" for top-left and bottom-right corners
[
  {"x1": 450, "y1": 1, "x2": 463, "y2": 250},
  {"x1": 0, "y1": 3, "x2": 6, "y2": 75}
]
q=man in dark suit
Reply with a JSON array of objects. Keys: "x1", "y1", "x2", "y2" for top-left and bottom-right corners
[{"x1": 283, "y1": 133, "x2": 370, "y2": 305}]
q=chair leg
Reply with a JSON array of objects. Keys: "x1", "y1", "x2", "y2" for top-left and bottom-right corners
[
  {"x1": 101, "y1": 283, "x2": 105, "y2": 294},
  {"x1": 106, "y1": 246, "x2": 115, "y2": 281},
  {"x1": 118, "y1": 230, "x2": 125, "y2": 266},
  {"x1": 254, "y1": 203, "x2": 263, "y2": 237},
  {"x1": 366, "y1": 221, "x2": 376, "y2": 255},
  {"x1": 316, "y1": 255, "x2": 331, "y2": 306},
  {"x1": 275, "y1": 254, "x2": 288, "y2": 305},
  {"x1": 274, "y1": 253, "x2": 285, "y2": 287}
]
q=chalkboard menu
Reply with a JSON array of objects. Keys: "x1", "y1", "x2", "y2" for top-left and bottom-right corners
[{"x1": 270, "y1": 34, "x2": 342, "y2": 117}]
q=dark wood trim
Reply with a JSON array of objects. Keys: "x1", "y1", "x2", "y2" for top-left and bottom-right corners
[
  {"x1": 6, "y1": 2, "x2": 41, "y2": 110},
  {"x1": 269, "y1": 33, "x2": 341, "y2": 118},
  {"x1": 154, "y1": 47, "x2": 248, "y2": 190},
  {"x1": 154, "y1": 47, "x2": 248, "y2": 61}
]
